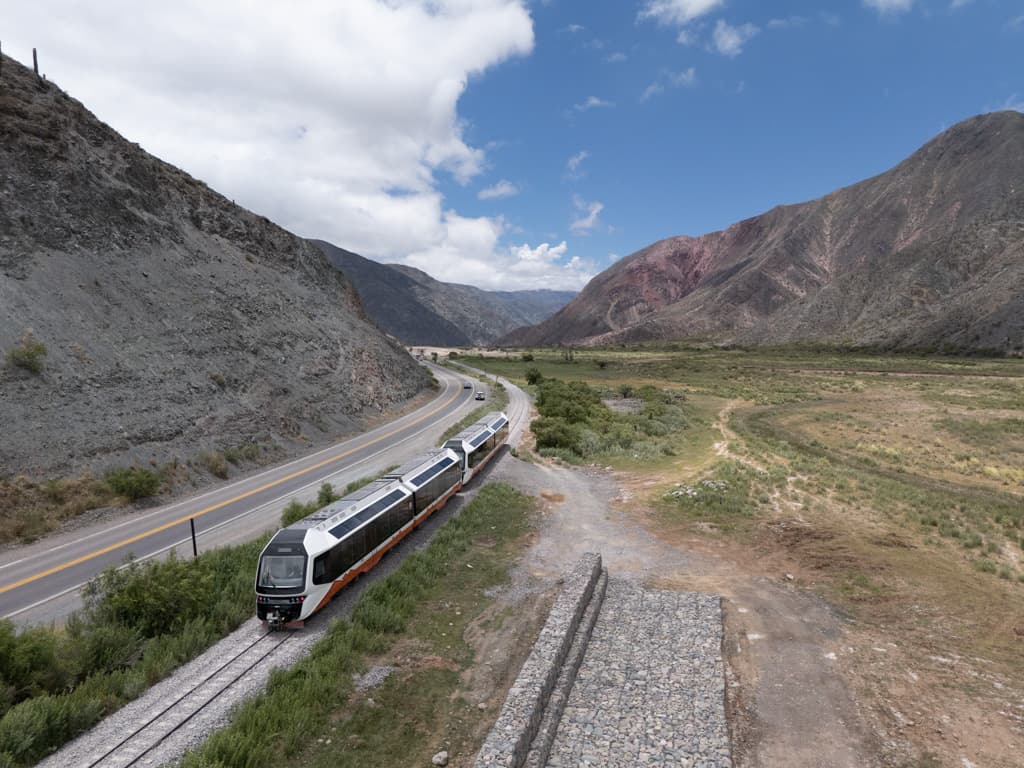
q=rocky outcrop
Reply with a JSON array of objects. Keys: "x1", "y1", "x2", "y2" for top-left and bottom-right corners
[
  {"x1": 0, "y1": 54, "x2": 430, "y2": 478},
  {"x1": 503, "y1": 112, "x2": 1024, "y2": 354}
]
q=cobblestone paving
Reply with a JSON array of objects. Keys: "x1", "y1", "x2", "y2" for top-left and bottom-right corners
[{"x1": 547, "y1": 579, "x2": 730, "y2": 768}]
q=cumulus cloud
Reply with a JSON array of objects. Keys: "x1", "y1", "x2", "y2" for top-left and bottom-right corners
[
  {"x1": 863, "y1": 0, "x2": 913, "y2": 14},
  {"x1": 570, "y1": 195, "x2": 604, "y2": 234},
  {"x1": 402, "y1": 214, "x2": 592, "y2": 289},
  {"x1": 3, "y1": 1, "x2": 543, "y2": 284},
  {"x1": 639, "y1": 0, "x2": 724, "y2": 26},
  {"x1": 574, "y1": 95, "x2": 615, "y2": 111},
  {"x1": 712, "y1": 20, "x2": 759, "y2": 57},
  {"x1": 478, "y1": 180, "x2": 519, "y2": 199}
]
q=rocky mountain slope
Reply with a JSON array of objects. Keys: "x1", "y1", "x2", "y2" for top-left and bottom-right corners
[
  {"x1": 0, "y1": 55, "x2": 430, "y2": 479},
  {"x1": 504, "y1": 112, "x2": 1024, "y2": 354},
  {"x1": 313, "y1": 240, "x2": 575, "y2": 346}
]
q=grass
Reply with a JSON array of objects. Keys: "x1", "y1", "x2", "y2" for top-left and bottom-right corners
[{"x1": 180, "y1": 482, "x2": 535, "y2": 768}]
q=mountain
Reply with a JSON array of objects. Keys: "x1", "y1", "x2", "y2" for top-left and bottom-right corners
[
  {"x1": 503, "y1": 112, "x2": 1024, "y2": 354},
  {"x1": 312, "y1": 240, "x2": 575, "y2": 346},
  {"x1": 0, "y1": 54, "x2": 430, "y2": 478}
]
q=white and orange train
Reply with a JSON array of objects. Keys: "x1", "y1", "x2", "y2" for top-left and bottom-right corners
[{"x1": 256, "y1": 411, "x2": 510, "y2": 628}]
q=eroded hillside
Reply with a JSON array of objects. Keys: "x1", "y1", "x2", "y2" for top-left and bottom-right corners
[{"x1": 0, "y1": 55, "x2": 430, "y2": 478}]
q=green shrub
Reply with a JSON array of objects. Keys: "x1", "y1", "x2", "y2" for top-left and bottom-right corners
[
  {"x1": 532, "y1": 416, "x2": 583, "y2": 453},
  {"x1": 524, "y1": 367, "x2": 543, "y2": 385},
  {"x1": 104, "y1": 467, "x2": 162, "y2": 501},
  {"x1": 5, "y1": 333, "x2": 46, "y2": 375},
  {"x1": 521, "y1": 352, "x2": 534, "y2": 362},
  {"x1": 280, "y1": 499, "x2": 317, "y2": 527},
  {"x1": 317, "y1": 483, "x2": 339, "y2": 507},
  {"x1": 223, "y1": 444, "x2": 260, "y2": 465},
  {"x1": 82, "y1": 554, "x2": 213, "y2": 638}
]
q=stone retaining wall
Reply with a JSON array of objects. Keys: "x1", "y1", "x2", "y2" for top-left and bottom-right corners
[{"x1": 473, "y1": 552, "x2": 604, "y2": 768}]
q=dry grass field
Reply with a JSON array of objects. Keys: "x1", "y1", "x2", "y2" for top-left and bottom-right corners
[{"x1": 461, "y1": 346, "x2": 1024, "y2": 767}]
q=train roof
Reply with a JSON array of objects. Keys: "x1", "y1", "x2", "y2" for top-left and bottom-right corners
[
  {"x1": 383, "y1": 447, "x2": 460, "y2": 490},
  {"x1": 444, "y1": 411, "x2": 508, "y2": 450},
  {"x1": 285, "y1": 478, "x2": 408, "y2": 532}
]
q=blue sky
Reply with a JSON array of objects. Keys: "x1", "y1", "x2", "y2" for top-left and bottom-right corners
[
  {"x1": 448, "y1": 0, "x2": 1023, "y2": 276},
  {"x1": 5, "y1": 1, "x2": 1023, "y2": 290}
]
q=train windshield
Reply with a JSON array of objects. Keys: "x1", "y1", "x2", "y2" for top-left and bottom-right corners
[{"x1": 258, "y1": 555, "x2": 305, "y2": 589}]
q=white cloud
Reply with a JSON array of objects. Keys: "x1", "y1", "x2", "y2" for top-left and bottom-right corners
[
  {"x1": 606, "y1": 52, "x2": 628, "y2": 63},
  {"x1": 863, "y1": 0, "x2": 913, "y2": 14},
  {"x1": 509, "y1": 241, "x2": 567, "y2": 263},
  {"x1": 712, "y1": 20, "x2": 759, "y2": 57},
  {"x1": 639, "y1": 0, "x2": 724, "y2": 26},
  {"x1": 566, "y1": 150, "x2": 590, "y2": 174},
  {"x1": 574, "y1": 95, "x2": 615, "y2": 111},
  {"x1": 570, "y1": 195, "x2": 604, "y2": 234},
  {"x1": 478, "y1": 179, "x2": 519, "y2": 199},
  {"x1": 767, "y1": 16, "x2": 807, "y2": 29},
  {"x1": 3, "y1": 1, "x2": 539, "y2": 281},
  {"x1": 950, "y1": 0, "x2": 972, "y2": 7},
  {"x1": 641, "y1": 67, "x2": 697, "y2": 102},
  {"x1": 641, "y1": 82, "x2": 665, "y2": 102},
  {"x1": 1008, "y1": 14, "x2": 1024, "y2": 28},
  {"x1": 402, "y1": 215, "x2": 592, "y2": 289},
  {"x1": 671, "y1": 67, "x2": 698, "y2": 86},
  {"x1": 566, "y1": 23, "x2": 584, "y2": 33}
]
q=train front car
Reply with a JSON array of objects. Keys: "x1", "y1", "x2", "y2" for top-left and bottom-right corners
[
  {"x1": 444, "y1": 411, "x2": 509, "y2": 484},
  {"x1": 255, "y1": 526, "x2": 315, "y2": 629}
]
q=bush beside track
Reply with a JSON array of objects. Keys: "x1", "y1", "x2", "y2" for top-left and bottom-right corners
[{"x1": 0, "y1": 539, "x2": 266, "y2": 766}]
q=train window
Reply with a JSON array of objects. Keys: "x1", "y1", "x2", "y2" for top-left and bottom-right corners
[
  {"x1": 313, "y1": 554, "x2": 328, "y2": 584},
  {"x1": 258, "y1": 555, "x2": 305, "y2": 589}
]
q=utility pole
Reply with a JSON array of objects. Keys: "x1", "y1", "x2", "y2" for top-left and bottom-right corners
[{"x1": 32, "y1": 47, "x2": 39, "y2": 78}]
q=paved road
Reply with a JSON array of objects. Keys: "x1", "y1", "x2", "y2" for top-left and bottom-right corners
[{"x1": 0, "y1": 363, "x2": 502, "y2": 627}]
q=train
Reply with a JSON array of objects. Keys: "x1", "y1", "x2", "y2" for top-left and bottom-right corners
[{"x1": 255, "y1": 410, "x2": 510, "y2": 628}]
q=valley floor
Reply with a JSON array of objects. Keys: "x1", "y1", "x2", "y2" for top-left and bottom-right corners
[{"x1": 457, "y1": 348, "x2": 1024, "y2": 768}]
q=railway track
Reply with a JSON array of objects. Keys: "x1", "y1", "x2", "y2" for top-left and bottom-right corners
[{"x1": 40, "y1": 626, "x2": 298, "y2": 768}]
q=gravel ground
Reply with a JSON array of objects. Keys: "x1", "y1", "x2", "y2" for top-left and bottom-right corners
[{"x1": 547, "y1": 580, "x2": 729, "y2": 768}]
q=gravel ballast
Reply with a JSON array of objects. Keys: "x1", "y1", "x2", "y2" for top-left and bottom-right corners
[{"x1": 547, "y1": 579, "x2": 729, "y2": 768}]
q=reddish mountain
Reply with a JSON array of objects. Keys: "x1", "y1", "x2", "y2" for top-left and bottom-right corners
[{"x1": 503, "y1": 112, "x2": 1024, "y2": 354}]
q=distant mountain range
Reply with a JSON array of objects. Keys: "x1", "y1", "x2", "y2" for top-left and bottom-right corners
[
  {"x1": 0, "y1": 54, "x2": 429, "y2": 477},
  {"x1": 313, "y1": 240, "x2": 575, "y2": 346},
  {"x1": 503, "y1": 111, "x2": 1024, "y2": 355}
]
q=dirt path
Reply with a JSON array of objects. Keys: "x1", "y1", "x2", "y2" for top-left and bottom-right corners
[{"x1": 489, "y1": 424, "x2": 881, "y2": 766}]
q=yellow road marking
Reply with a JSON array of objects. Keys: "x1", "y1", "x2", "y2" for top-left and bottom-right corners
[{"x1": 0, "y1": 381, "x2": 465, "y2": 596}]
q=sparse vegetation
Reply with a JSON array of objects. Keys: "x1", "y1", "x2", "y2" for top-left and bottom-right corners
[
  {"x1": 199, "y1": 451, "x2": 229, "y2": 479},
  {"x1": 5, "y1": 331, "x2": 47, "y2": 374},
  {"x1": 104, "y1": 466, "x2": 162, "y2": 501}
]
